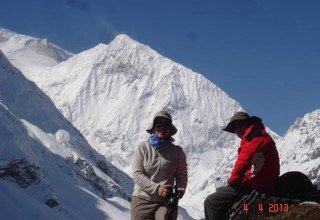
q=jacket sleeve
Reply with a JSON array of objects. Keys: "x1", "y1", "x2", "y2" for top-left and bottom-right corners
[
  {"x1": 175, "y1": 147, "x2": 188, "y2": 190},
  {"x1": 132, "y1": 143, "x2": 159, "y2": 195},
  {"x1": 228, "y1": 140, "x2": 260, "y2": 186}
]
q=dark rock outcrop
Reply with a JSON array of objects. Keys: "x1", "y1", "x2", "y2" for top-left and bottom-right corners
[
  {"x1": 0, "y1": 158, "x2": 40, "y2": 188},
  {"x1": 73, "y1": 158, "x2": 129, "y2": 200}
]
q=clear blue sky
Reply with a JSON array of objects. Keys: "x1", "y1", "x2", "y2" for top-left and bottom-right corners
[{"x1": 1, "y1": 0, "x2": 320, "y2": 136}]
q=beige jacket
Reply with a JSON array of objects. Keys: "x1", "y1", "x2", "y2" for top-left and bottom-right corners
[{"x1": 132, "y1": 140, "x2": 188, "y2": 202}]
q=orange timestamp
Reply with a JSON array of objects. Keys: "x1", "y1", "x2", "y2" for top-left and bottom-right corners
[{"x1": 243, "y1": 203, "x2": 289, "y2": 213}]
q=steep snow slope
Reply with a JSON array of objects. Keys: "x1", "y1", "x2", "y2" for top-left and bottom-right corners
[{"x1": 0, "y1": 51, "x2": 133, "y2": 219}]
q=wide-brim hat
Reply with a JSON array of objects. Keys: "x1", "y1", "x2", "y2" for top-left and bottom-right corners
[
  {"x1": 223, "y1": 111, "x2": 262, "y2": 133},
  {"x1": 146, "y1": 111, "x2": 177, "y2": 136}
]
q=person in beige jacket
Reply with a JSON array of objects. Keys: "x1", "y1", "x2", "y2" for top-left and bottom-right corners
[{"x1": 131, "y1": 111, "x2": 188, "y2": 220}]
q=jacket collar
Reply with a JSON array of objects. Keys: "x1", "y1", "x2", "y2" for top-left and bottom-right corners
[{"x1": 241, "y1": 122, "x2": 265, "y2": 142}]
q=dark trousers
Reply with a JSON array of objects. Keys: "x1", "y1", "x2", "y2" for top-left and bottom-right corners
[{"x1": 204, "y1": 185, "x2": 251, "y2": 220}]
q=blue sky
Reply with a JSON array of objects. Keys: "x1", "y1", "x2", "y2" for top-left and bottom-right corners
[{"x1": 1, "y1": 0, "x2": 320, "y2": 136}]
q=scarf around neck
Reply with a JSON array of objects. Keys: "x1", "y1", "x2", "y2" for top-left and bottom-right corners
[{"x1": 149, "y1": 133, "x2": 173, "y2": 150}]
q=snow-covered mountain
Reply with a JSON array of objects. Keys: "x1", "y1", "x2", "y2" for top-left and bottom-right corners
[
  {"x1": 0, "y1": 50, "x2": 133, "y2": 219},
  {"x1": 1, "y1": 29, "x2": 244, "y2": 218},
  {"x1": 1, "y1": 28, "x2": 319, "y2": 219},
  {"x1": 278, "y1": 109, "x2": 320, "y2": 188},
  {"x1": 24, "y1": 34, "x2": 247, "y2": 217},
  {"x1": 0, "y1": 28, "x2": 73, "y2": 80}
]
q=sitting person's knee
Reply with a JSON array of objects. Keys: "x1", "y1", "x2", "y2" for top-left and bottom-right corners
[{"x1": 204, "y1": 193, "x2": 217, "y2": 208}]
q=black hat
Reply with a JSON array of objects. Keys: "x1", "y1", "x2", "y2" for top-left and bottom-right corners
[{"x1": 223, "y1": 111, "x2": 262, "y2": 133}]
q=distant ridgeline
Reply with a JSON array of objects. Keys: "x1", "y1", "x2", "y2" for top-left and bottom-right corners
[{"x1": 229, "y1": 172, "x2": 320, "y2": 220}]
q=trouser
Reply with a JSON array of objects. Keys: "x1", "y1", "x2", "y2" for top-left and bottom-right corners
[
  {"x1": 131, "y1": 196, "x2": 178, "y2": 220},
  {"x1": 204, "y1": 185, "x2": 251, "y2": 220}
]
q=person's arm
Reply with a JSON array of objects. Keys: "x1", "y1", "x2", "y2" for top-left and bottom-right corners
[
  {"x1": 132, "y1": 143, "x2": 160, "y2": 195},
  {"x1": 228, "y1": 141, "x2": 261, "y2": 186},
  {"x1": 175, "y1": 147, "x2": 188, "y2": 197}
]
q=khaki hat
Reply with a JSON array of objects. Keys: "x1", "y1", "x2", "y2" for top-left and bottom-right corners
[
  {"x1": 223, "y1": 111, "x2": 262, "y2": 133},
  {"x1": 146, "y1": 111, "x2": 178, "y2": 136}
]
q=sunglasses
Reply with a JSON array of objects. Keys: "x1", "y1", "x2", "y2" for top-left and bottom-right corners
[{"x1": 154, "y1": 122, "x2": 171, "y2": 129}]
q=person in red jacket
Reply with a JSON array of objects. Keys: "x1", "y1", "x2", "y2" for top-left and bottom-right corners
[{"x1": 204, "y1": 111, "x2": 280, "y2": 220}]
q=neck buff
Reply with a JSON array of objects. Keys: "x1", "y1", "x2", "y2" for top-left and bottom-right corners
[{"x1": 149, "y1": 133, "x2": 172, "y2": 150}]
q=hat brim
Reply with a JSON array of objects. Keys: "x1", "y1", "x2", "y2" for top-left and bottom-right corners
[
  {"x1": 222, "y1": 116, "x2": 262, "y2": 133},
  {"x1": 146, "y1": 124, "x2": 177, "y2": 136},
  {"x1": 146, "y1": 116, "x2": 177, "y2": 136},
  {"x1": 222, "y1": 120, "x2": 243, "y2": 133}
]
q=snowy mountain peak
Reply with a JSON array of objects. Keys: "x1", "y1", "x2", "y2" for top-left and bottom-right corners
[
  {"x1": 0, "y1": 27, "x2": 73, "y2": 80},
  {"x1": 112, "y1": 34, "x2": 136, "y2": 44},
  {"x1": 0, "y1": 28, "x2": 72, "y2": 61},
  {"x1": 107, "y1": 34, "x2": 161, "y2": 63},
  {"x1": 287, "y1": 109, "x2": 320, "y2": 134},
  {"x1": 109, "y1": 34, "x2": 148, "y2": 51}
]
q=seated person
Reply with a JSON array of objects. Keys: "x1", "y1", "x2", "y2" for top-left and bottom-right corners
[{"x1": 204, "y1": 111, "x2": 280, "y2": 220}]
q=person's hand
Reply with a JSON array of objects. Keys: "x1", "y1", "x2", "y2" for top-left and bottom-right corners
[{"x1": 157, "y1": 184, "x2": 172, "y2": 198}]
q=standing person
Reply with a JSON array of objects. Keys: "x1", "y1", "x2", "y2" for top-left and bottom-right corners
[
  {"x1": 204, "y1": 111, "x2": 280, "y2": 220},
  {"x1": 131, "y1": 110, "x2": 188, "y2": 220}
]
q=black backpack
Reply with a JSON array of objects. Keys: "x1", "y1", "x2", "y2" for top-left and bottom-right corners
[{"x1": 275, "y1": 171, "x2": 319, "y2": 202}]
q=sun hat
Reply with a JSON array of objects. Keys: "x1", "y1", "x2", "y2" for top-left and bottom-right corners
[
  {"x1": 223, "y1": 111, "x2": 262, "y2": 133},
  {"x1": 146, "y1": 111, "x2": 177, "y2": 136}
]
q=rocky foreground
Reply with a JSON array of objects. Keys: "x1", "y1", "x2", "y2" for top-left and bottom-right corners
[{"x1": 230, "y1": 193, "x2": 320, "y2": 220}]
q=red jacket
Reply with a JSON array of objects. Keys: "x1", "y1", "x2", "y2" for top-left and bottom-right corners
[{"x1": 228, "y1": 123, "x2": 280, "y2": 194}]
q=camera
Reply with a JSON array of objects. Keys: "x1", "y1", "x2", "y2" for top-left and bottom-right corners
[{"x1": 166, "y1": 185, "x2": 178, "y2": 208}]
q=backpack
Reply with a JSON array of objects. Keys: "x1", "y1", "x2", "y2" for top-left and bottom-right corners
[{"x1": 275, "y1": 171, "x2": 319, "y2": 202}]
